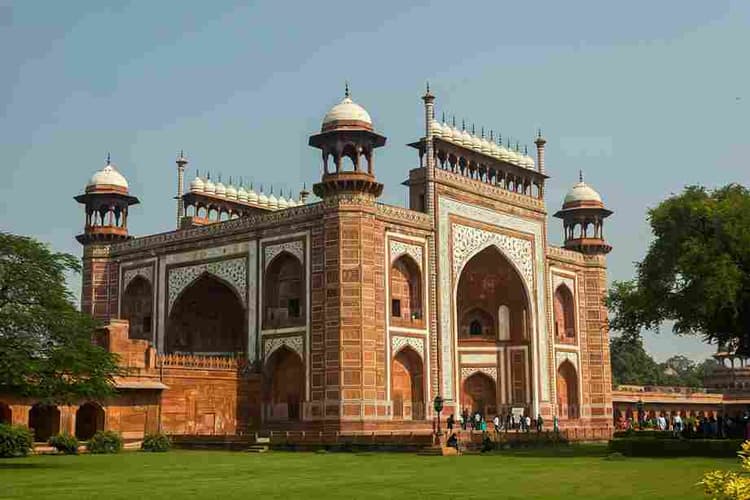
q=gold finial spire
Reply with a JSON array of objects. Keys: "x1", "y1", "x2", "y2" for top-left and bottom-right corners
[
  {"x1": 579, "y1": 170, "x2": 584, "y2": 182},
  {"x1": 106, "y1": 152, "x2": 111, "y2": 165},
  {"x1": 344, "y1": 81, "x2": 350, "y2": 98}
]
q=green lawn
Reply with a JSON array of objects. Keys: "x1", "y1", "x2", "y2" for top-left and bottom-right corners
[{"x1": 0, "y1": 446, "x2": 736, "y2": 499}]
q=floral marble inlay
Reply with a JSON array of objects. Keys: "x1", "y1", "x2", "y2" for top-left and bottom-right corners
[
  {"x1": 264, "y1": 240, "x2": 304, "y2": 269},
  {"x1": 452, "y1": 223, "x2": 533, "y2": 285},
  {"x1": 122, "y1": 266, "x2": 153, "y2": 291},
  {"x1": 461, "y1": 366, "x2": 498, "y2": 382},
  {"x1": 390, "y1": 240, "x2": 423, "y2": 269},
  {"x1": 556, "y1": 350, "x2": 578, "y2": 369},
  {"x1": 263, "y1": 335, "x2": 304, "y2": 361},
  {"x1": 168, "y1": 257, "x2": 247, "y2": 314},
  {"x1": 391, "y1": 335, "x2": 425, "y2": 359}
]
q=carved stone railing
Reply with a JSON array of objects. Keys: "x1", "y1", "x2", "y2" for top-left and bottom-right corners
[
  {"x1": 433, "y1": 168, "x2": 546, "y2": 212},
  {"x1": 157, "y1": 353, "x2": 242, "y2": 370},
  {"x1": 375, "y1": 203, "x2": 432, "y2": 228}
]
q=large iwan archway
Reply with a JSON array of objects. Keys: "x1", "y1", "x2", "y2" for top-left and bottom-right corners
[
  {"x1": 391, "y1": 347, "x2": 425, "y2": 420},
  {"x1": 121, "y1": 276, "x2": 153, "y2": 341},
  {"x1": 456, "y1": 245, "x2": 531, "y2": 407},
  {"x1": 264, "y1": 347, "x2": 304, "y2": 421},
  {"x1": 167, "y1": 274, "x2": 247, "y2": 354}
]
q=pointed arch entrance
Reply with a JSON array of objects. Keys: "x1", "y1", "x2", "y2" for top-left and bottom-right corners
[
  {"x1": 264, "y1": 347, "x2": 304, "y2": 421},
  {"x1": 391, "y1": 347, "x2": 425, "y2": 420},
  {"x1": 75, "y1": 402, "x2": 105, "y2": 440},
  {"x1": 29, "y1": 404, "x2": 60, "y2": 442},
  {"x1": 0, "y1": 402, "x2": 11, "y2": 424},
  {"x1": 461, "y1": 372, "x2": 497, "y2": 417},
  {"x1": 456, "y1": 245, "x2": 531, "y2": 408},
  {"x1": 166, "y1": 274, "x2": 247, "y2": 354},
  {"x1": 264, "y1": 252, "x2": 305, "y2": 330},
  {"x1": 557, "y1": 360, "x2": 579, "y2": 420},
  {"x1": 121, "y1": 276, "x2": 153, "y2": 341}
]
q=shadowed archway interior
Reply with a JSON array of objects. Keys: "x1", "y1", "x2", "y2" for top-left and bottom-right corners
[
  {"x1": 29, "y1": 404, "x2": 60, "y2": 442},
  {"x1": 391, "y1": 347, "x2": 425, "y2": 420},
  {"x1": 75, "y1": 402, "x2": 105, "y2": 440},
  {"x1": 264, "y1": 347, "x2": 304, "y2": 421},
  {"x1": 167, "y1": 274, "x2": 247, "y2": 354},
  {"x1": 557, "y1": 360, "x2": 579, "y2": 420},
  {"x1": 121, "y1": 276, "x2": 153, "y2": 341}
]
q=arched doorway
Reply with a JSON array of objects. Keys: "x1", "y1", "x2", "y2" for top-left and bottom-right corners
[
  {"x1": 75, "y1": 402, "x2": 105, "y2": 440},
  {"x1": 391, "y1": 347, "x2": 425, "y2": 420},
  {"x1": 264, "y1": 253, "x2": 305, "y2": 329},
  {"x1": 390, "y1": 255, "x2": 423, "y2": 326},
  {"x1": 0, "y1": 402, "x2": 11, "y2": 424},
  {"x1": 557, "y1": 361, "x2": 579, "y2": 420},
  {"x1": 553, "y1": 284, "x2": 576, "y2": 343},
  {"x1": 28, "y1": 404, "x2": 60, "y2": 442},
  {"x1": 461, "y1": 372, "x2": 497, "y2": 417},
  {"x1": 456, "y1": 245, "x2": 531, "y2": 406},
  {"x1": 167, "y1": 274, "x2": 247, "y2": 354},
  {"x1": 264, "y1": 347, "x2": 304, "y2": 421},
  {"x1": 121, "y1": 276, "x2": 153, "y2": 341}
]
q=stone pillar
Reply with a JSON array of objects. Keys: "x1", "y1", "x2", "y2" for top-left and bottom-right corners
[{"x1": 81, "y1": 244, "x2": 119, "y2": 323}]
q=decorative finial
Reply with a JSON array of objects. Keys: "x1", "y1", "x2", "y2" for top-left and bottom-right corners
[
  {"x1": 452, "y1": 116, "x2": 456, "y2": 127},
  {"x1": 218, "y1": 173, "x2": 222, "y2": 182},
  {"x1": 489, "y1": 130, "x2": 494, "y2": 141},
  {"x1": 239, "y1": 177, "x2": 243, "y2": 187},
  {"x1": 270, "y1": 186, "x2": 274, "y2": 194},
  {"x1": 537, "y1": 128, "x2": 542, "y2": 138},
  {"x1": 207, "y1": 171, "x2": 211, "y2": 180},
  {"x1": 471, "y1": 124, "x2": 475, "y2": 135},
  {"x1": 579, "y1": 170, "x2": 584, "y2": 182},
  {"x1": 229, "y1": 176, "x2": 233, "y2": 185},
  {"x1": 524, "y1": 145, "x2": 528, "y2": 155},
  {"x1": 515, "y1": 141, "x2": 519, "y2": 152},
  {"x1": 196, "y1": 169, "x2": 200, "y2": 178},
  {"x1": 498, "y1": 133, "x2": 502, "y2": 144},
  {"x1": 426, "y1": 81, "x2": 430, "y2": 93},
  {"x1": 106, "y1": 152, "x2": 111, "y2": 165},
  {"x1": 442, "y1": 111, "x2": 445, "y2": 122},
  {"x1": 344, "y1": 81, "x2": 350, "y2": 98},
  {"x1": 461, "y1": 119, "x2": 466, "y2": 131},
  {"x1": 481, "y1": 126, "x2": 485, "y2": 139},
  {"x1": 250, "y1": 181, "x2": 254, "y2": 190}
]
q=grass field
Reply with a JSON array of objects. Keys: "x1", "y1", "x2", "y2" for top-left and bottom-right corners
[{"x1": 0, "y1": 446, "x2": 736, "y2": 499}]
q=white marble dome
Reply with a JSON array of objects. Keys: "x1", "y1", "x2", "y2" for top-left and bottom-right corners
[
  {"x1": 226, "y1": 183, "x2": 238, "y2": 200},
  {"x1": 322, "y1": 96, "x2": 372, "y2": 130},
  {"x1": 203, "y1": 177, "x2": 216, "y2": 194},
  {"x1": 431, "y1": 120, "x2": 443, "y2": 138},
  {"x1": 215, "y1": 180, "x2": 226, "y2": 197},
  {"x1": 189, "y1": 174, "x2": 204, "y2": 193},
  {"x1": 87, "y1": 163, "x2": 128, "y2": 191},
  {"x1": 564, "y1": 181, "x2": 603, "y2": 205},
  {"x1": 237, "y1": 185, "x2": 249, "y2": 202},
  {"x1": 258, "y1": 189, "x2": 269, "y2": 207},
  {"x1": 247, "y1": 185, "x2": 259, "y2": 204}
]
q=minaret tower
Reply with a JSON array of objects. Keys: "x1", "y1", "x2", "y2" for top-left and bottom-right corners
[
  {"x1": 553, "y1": 171, "x2": 613, "y2": 254},
  {"x1": 309, "y1": 83, "x2": 386, "y2": 199},
  {"x1": 175, "y1": 151, "x2": 188, "y2": 228},
  {"x1": 74, "y1": 154, "x2": 139, "y2": 321}
]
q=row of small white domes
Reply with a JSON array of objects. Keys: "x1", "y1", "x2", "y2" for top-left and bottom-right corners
[
  {"x1": 431, "y1": 120, "x2": 535, "y2": 170},
  {"x1": 190, "y1": 175, "x2": 302, "y2": 209}
]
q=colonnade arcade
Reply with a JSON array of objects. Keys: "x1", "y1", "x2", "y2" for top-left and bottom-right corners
[{"x1": 0, "y1": 401, "x2": 105, "y2": 442}]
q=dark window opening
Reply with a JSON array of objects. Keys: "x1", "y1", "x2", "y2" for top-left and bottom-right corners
[
  {"x1": 470, "y1": 320, "x2": 482, "y2": 336},
  {"x1": 143, "y1": 316, "x2": 152, "y2": 334},
  {"x1": 392, "y1": 299, "x2": 401, "y2": 318},
  {"x1": 288, "y1": 298, "x2": 300, "y2": 318}
]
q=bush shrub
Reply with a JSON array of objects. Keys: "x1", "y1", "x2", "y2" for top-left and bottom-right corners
[
  {"x1": 609, "y1": 437, "x2": 743, "y2": 457},
  {"x1": 0, "y1": 424, "x2": 33, "y2": 458},
  {"x1": 141, "y1": 433, "x2": 171, "y2": 452},
  {"x1": 49, "y1": 433, "x2": 79, "y2": 454},
  {"x1": 86, "y1": 430, "x2": 123, "y2": 454}
]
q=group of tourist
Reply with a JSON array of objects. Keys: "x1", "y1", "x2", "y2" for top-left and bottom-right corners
[
  {"x1": 446, "y1": 409, "x2": 553, "y2": 434},
  {"x1": 618, "y1": 411, "x2": 750, "y2": 439}
]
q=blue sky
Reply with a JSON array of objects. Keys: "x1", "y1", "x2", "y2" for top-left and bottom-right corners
[{"x1": 1, "y1": 1, "x2": 748, "y2": 362}]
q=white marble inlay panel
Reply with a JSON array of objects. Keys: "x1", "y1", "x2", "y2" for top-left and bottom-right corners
[
  {"x1": 264, "y1": 335, "x2": 304, "y2": 361},
  {"x1": 390, "y1": 241, "x2": 423, "y2": 269},
  {"x1": 391, "y1": 335, "x2": 425, "y2": 359},
  {"x1": 122, "y1": 266, "x2": 153, "y2": 291},
  {"x1": 438, "y1": 196, "x2": 549, "y2": 403},
  {"x1": 556, "y1": 350, "x2": 578, "y2": 369},
  {"x1": 452, "y1": 224, "x2": 533, "y2": 285},
  {"x1": 167, "y1": 257, "x2": 247, "y2": 314},
  {"x1": 460, "y1": 353, "x2": 497, "y2": 365},
  {"x1": 264, "y1": 240, "x2": 304, "y2": 269},
  {"x1": 461, "y1": 366, "x2": 498, "y2": 382}
]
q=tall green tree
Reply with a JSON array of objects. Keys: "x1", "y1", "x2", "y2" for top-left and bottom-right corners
[
  {"x1": 607, "y1": 184, "x2": 750, "y2": 353},
  {"x1": 0, "y1": 232, "x2": 119, "y2": 402},
  {"x1": 610, "y1": 336, "x2": 663, "y2": 386}
]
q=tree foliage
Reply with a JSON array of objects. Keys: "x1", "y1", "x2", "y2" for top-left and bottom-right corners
[
  {"x1": 607, "y1": 184, "x2": 750, "y2": 353},
  {"x1": 0, "y1": 232, "x2": 119, "y2": 403},
  {"x1": 610, "y1": 337, "x2": 719, "y2": 387}
]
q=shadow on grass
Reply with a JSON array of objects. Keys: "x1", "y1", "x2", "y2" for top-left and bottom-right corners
[
  {"x1": 0, "y1": 462, "x2": 61, "y2": 470},
  {"x1": 487, "y1": 444, "x2": 609, "y2": 458}
]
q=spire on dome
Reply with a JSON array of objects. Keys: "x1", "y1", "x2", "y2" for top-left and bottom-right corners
[
  {"x1": 106, "y1": 152, "x2": 111, "y2": 165},
  {"x1": 579, "y1": 170, "x2": 584, "y2": 182},
  {"x1": 344, "y1": 80, "x2": 350, "y2": 98}
]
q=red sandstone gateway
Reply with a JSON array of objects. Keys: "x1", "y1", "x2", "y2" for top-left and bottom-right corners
[{"x1": 1, "y1": 86, "x2": 622, "y2": 444}]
